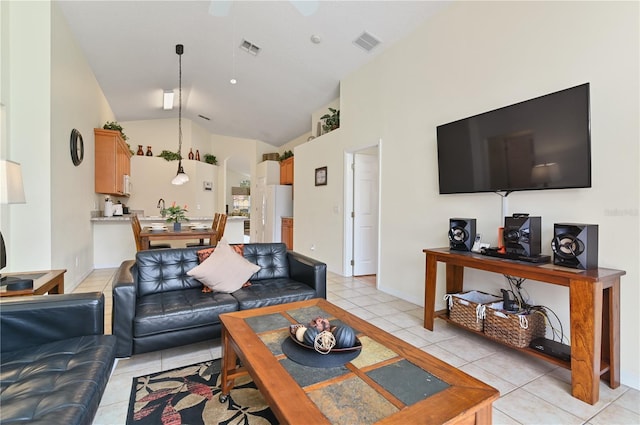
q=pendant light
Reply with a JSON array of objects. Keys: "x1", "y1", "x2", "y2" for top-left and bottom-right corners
[{"x1": 171, "y1": 44, "x2": 189, "y2": 185}]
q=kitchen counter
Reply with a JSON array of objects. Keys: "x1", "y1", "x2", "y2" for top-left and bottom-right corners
[
  {"x1": 225, "y1": 216, "x2": 250, "y2": 244},
  {"x1": 91, "y1": 215, "x2": 214, "y2": 222},
  {"x1": 92, "y1": 214, "x2": 213, "y2": 268}
]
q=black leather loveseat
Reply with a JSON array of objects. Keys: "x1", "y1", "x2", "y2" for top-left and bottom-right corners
[
  {"x1": 0, "y1": 292, "x2": 116, "y2": 425},
  {"x1": 112, "y1": 243, "x2": 326, "y2": 358}
]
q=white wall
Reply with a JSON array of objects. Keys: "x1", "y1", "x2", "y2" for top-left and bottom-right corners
[
  {"x1": 2, "y1": 2, "x2": 52, "y2": 273},
  {"x1": 280, "y1": 130, "x2": 311, "y2": 156},
  {"x1": 1, "y1": 2, "x2": 115, "y2": 290},
  {"x1": 210, "y1": 133, "x2": 273, "y2": 216},
  {"x1": 51, "y1": 4, "x2": 115, "y2": 287},
  {"x1": 123, "y1": 118, "x2": 217, "y2": 217},
  {"x1": 293, "y1": 1, "x2": 639, "y2": 388}
]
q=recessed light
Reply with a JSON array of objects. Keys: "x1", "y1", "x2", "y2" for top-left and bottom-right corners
[
  {"x1": 310, "y1": 34, "x2": 321, "y2": 44},
  {"x1": 230, "y1": 78, "x2": 237, "y2": 85}
]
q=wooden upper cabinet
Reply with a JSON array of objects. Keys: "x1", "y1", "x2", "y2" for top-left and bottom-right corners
[
  {"x1": 94, "y1": 128, "x2": 131, "y2": 196},
  {"x1": 280, "y1": 157, "x2": 294, "y2": 185}
]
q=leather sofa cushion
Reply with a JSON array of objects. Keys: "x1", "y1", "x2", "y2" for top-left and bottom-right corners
[
  {"x1": 232, "y1": 278, "x2": 317, "y2": 310},
  {"x1": 242, "y1": 243, "x2": 289, "y2": 281},
  {"x1": 136, "y1": 247, "x2": 204, "y2": 297},
  {"x1": 134, "y1": 288, "x2": 238, "y2": 337},
  {"x1": 0, "y1": 335, "x2": 116, "y2": 425}
]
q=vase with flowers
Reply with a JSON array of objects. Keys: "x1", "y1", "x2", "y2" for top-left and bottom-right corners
[{"x1": 162, "y1": 202, "x2": 189, "y2": 230}]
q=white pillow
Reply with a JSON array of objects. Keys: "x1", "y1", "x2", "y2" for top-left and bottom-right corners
[{"x1": 187, "y1": 238, "x2": 260, "y2": 293}]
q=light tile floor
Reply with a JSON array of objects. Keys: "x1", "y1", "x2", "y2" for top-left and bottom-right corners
[{"x1": 74, "y1": 270, "x2": 640, "y2": 425}]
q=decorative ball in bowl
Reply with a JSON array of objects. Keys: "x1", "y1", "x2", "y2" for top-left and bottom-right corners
[{"x1": 289, "y1": 317, "x2": 361, "y2": 355}]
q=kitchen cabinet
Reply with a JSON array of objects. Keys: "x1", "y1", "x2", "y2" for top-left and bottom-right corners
[
  {"x1": 94, "y1": 128, "x2": 131, "y2": 196},
  {"x1": 281, "y1": 217, "x2": 293, "y2": 250},
  {"x1": 280, "y1": 157, "x2": 294, "y2": 185}
]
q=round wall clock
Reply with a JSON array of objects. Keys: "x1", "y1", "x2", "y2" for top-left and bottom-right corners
[{"x1": 70, "y1": 128, "x2": 84, "y2": 166}]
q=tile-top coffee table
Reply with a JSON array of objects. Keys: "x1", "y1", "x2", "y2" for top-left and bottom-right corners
[{"x1": 219, "y1": 298, "x2": 498, "y2": 425}]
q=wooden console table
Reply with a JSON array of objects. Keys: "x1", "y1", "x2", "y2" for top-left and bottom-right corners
[{"x1": 422, "y1": 248, "x2": 625, "y2": 405}]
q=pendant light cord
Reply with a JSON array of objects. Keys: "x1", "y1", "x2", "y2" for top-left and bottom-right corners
[{"x1": 178, "y1": 44, "x2": 183, "y2": 161}]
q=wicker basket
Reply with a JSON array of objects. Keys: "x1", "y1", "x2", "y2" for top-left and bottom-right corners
[
  {"x1": 445, "y1": 291, "x2": 501, "y2": 332},
  {"x1": 484, "y1": 302, "x2": 546, "y2": 348},
  {"x1": 262, "y1": 153, "x2": 279, "y2": 161}
]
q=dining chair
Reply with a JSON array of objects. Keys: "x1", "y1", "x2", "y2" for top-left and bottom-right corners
[
  {"x1": 214, "y1": 213, "x2": 227, "y2": 244},
  {"x1": 131, "y1": 214, "x2": 171, "y2": 251},
  {"x1": 186, "y1": 212, "x2": 225, "y2": 247}
]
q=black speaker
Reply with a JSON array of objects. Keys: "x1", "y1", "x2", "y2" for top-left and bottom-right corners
[
  {"x1": 503, "y1": 215, "x2": 541, "y2": 257},
  {"x1": 449, "y1": 218, "x2": 476, "y2": 251},
  {"x1": 551, "y1": 223, "x2": 598, "y2": 269}
]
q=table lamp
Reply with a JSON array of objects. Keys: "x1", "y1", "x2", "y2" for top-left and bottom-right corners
[{"x1": 1, "y1": 159, "x2": 33, "y2": 291}]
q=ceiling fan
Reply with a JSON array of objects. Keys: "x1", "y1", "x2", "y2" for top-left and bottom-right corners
[{"x1": 209, "y1": 0, "x2": 319, "y2": 17}]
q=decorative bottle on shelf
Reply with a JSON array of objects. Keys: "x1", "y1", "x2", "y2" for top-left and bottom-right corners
[
  {"x1": 146, "y1": 146, "x2": 153, "y2": 156},
  {"x1": 195, "y1": 150, "x2": 200, "y2": 161},
  {"x1": 188, "y1": 148, "x2": 194, "y2": 160},
  {"x1": 137, "y1": 145, "x2": 144, "y2": 156}
]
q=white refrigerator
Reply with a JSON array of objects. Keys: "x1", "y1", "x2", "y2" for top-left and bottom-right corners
[{"x1": 252, "y1": 184, "x2": 292, "y2": 243}]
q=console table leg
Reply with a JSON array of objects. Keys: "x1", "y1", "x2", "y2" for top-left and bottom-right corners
[
  {"x1": 446, "y1": 264, "x2": 464, "y2": 294},
  {"x1": 604, "y1": 280, "x2": 620, "y2": 389},
  {"x1": 424, "y1": 254, "x2": 437, "y2": 330},
  {"x1": 569, "y1": 278, "x2": 603, "y2": 405}
]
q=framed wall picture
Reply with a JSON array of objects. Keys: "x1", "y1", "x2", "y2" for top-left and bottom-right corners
[{"x1": 315, "y1": 166, "x2": 327, "y2": 186}]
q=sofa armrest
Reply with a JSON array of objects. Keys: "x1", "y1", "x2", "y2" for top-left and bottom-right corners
[
  {"x1": 0, "y1": 292, "x2": 105, "y2": 353},
  {"x1": 287, "y1": 251, "x2": 327, "y2": 299},
  {"x1": 112, "y1": 259, "x2": 138, "y2": 357}
]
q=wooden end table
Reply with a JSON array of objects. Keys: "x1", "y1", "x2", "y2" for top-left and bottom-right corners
[
  {"x1": 0, "y1": 269, "x2": 66, "y2": 297},
  {"x1": 219, "y1": 298, "x2": 498, "y2": 425}
]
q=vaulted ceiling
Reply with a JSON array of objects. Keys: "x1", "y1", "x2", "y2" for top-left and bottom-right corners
[{"x1": 57, "y1": 1, "x2": 447, "y2": 146}]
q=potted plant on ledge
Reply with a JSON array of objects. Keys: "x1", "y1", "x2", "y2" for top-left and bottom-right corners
[
  {"x1": 162, "y1": 202, "x2": 189, "y2": 231},
  {"x1": 320, "y1": 108, "x2": 340, "y2": 133}
]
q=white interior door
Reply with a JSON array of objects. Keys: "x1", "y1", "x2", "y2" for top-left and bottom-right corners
[{"x1": 353, "y1": 151, "x2": 379, "y2": 276}]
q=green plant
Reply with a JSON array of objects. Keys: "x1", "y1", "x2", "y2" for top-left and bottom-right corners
[
  {"x1": 204, "y1": 153, "x2": 218, "y2": 165},
  {"x1": 103, "y1": 121, "x2": 129, "y2": 140},
  {"x1": 279, "y1": 150, "x2": 293, "y2": 161},
  {"x1": 320, "y1": 108, "x2": 340, "y2": 133},
  {"x1": 161, "y1": 202, "x2": 189, "y2": 223},
  {"x1": 158, "y1": 150, "x2": 181, "y2": 161}
]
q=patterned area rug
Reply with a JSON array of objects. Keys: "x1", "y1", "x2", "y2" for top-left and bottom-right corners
[{"x1": 127, "y1": 359, "x2": 278, "y2": 425}]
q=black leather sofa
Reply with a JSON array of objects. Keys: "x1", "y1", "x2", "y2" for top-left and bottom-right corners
[
  {"x1": 0, "y1": 292, "x2": 116, "y2": 425},
  {"x1": 112, "y1": 243, "x2": 327, "y2": 358}
]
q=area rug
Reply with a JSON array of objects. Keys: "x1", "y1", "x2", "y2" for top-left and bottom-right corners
[{"x1": 127, "y1": 359, "x2": 278, "y2": 425}]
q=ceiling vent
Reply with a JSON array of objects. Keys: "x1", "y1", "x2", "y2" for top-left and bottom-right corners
[
  {"x1": 240, "y1": 39, "x2": 261, "y2": 56},
  {"x1": 353, "y1": 31, "x2": 381, "y2": 53}
]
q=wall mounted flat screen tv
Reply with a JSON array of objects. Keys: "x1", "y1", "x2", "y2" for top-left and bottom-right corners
[{"x1": 436, "y1": 83, "x2": 591, "y2": 195}]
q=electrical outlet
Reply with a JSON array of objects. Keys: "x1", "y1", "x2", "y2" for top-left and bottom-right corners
[{"x1": 75, "y1": 256, "x2": 79, "y2": 267}]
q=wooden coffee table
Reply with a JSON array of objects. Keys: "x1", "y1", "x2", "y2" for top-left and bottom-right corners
[
  {"x1": 219, "y1": 298, "x2": 498, "y2": 425},
  {"x1": 0, "y1": 269, "x2": 66, "y2": 297}
]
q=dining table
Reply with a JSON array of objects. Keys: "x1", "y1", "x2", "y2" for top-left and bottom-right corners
[{"x1": 139, "y1": 225, "x2": 217, "y2": 250}]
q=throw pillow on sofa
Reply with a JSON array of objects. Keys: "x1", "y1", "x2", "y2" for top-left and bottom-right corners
[
  {"x1": 197, "y1": 244, "x2": 244, "y2": 263},
  {"x1": 188, "y1": 238, "x2": 260, "y2": 293}
]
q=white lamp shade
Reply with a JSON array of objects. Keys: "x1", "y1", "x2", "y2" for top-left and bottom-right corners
[
  {"x1": 171, "y1": 172, "x2": 190, "y2": 185},
  {"x1": 0, "y1": 160, "x2": 26, "y2": 204}
]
